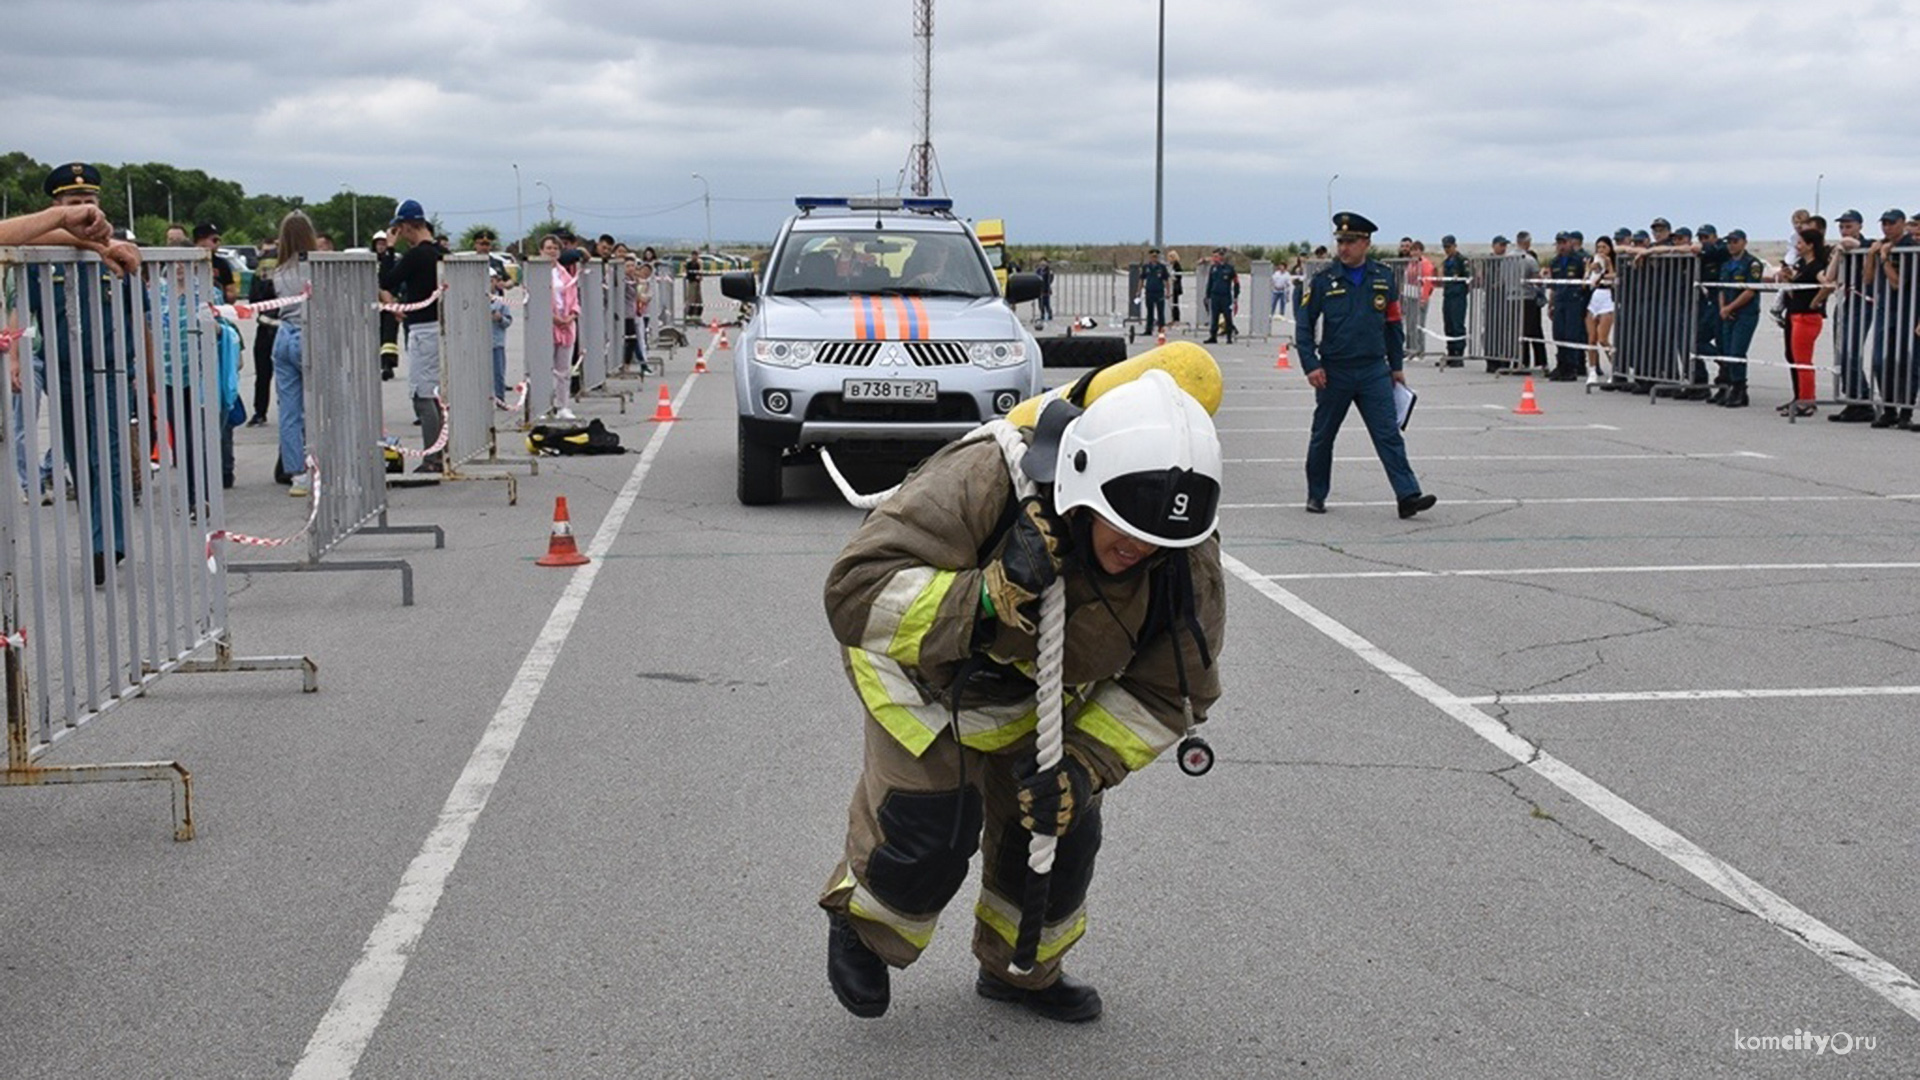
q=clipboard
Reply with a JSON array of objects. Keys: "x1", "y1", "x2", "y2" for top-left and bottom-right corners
[{"x1": 1394, "y1": 382, "x2": 1417, "y2": 431}]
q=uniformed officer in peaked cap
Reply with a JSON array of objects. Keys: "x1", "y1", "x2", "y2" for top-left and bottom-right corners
[
  {"x1": 1294, "y1": 212, "x2": 1436, "y2": 518},
  {"x1": 45, "y1": 161, "x2": 103, "y2": 198}
]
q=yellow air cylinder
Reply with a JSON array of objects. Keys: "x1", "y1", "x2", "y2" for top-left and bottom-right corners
[{"x1": 1005, "y1": 341, "x2": 1222, "y2": 429}]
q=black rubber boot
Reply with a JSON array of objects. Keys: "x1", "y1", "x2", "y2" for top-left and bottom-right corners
[
  {"x1": 1722, "y1": 385, "x2": 1749, "y2": 408},
  {"x1": 977, "y1": 968, "x2": 1103, "y2": 1023},
  {"x1": 827, "y1": 913, "x2": 890, "y2": 1019}
]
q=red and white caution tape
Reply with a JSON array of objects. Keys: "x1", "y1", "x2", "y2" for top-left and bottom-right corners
[
  {"x1": 384, "y1": 394, "x2": 451, "y2": 459},
  {"x1": 496, "y1": 381, "x2": 529, "y2": 411},
  {"x1": 0, "y1": 627, "x2": 25, "y2": 651},
  {"x1": 208, "y1": 284, "x2": 311, "y2": 321},
  {"x1": 374, "y1": 284, "x2": 447, "y2": 314},
  {"x1": 0, "y1": 327, "x2": 24, "y2": 352},
  {"x1": 205, "y1": 456, "x2": 321, "y2": 571}
]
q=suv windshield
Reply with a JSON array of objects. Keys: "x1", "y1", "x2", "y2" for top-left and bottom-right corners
[{"x1": 768, "y1": 230, "x2": 994, "y2": 298}]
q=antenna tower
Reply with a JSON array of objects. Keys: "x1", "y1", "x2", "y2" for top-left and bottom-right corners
[{"x1": 909, "y1": 0, "x2": 934, "y2": 197}]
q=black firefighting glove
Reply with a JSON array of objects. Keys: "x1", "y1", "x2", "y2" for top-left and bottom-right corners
[
  {"x1": 1016, "y1": 743, "x2": 1100, "y2": 836},
  {"x1": 980, "y1": 497, "x2": 1066, "y2": 636}
]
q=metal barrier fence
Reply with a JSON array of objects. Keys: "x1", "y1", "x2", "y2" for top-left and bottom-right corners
[
  {"x1": 1835, "y1": 247, "x2": 1918, "y2": 416},
  {"x1": 1467, "y1": 253, "x2": 1530, "y2": 369},
  {"x1": 1247, "y1": 259, "x2": 1274, "y2": 339},
  {"x1": 238, "y1": 252, "x2": 443, "y2": 605},
  {"x1": 1395, "y1": 257, "x2": 1430, "y2": 360},
  {"x1": 521, "y1": 257, "x2": 554, "y2": 421},
  {"x1": 577, "y1": 261, "x2": 606, "y2": 396},
  {"x1": 1613, "y1": 251, "x2": 1699, "y2": 389},
  {"x1": 1, "y1": 247, "x2": 313, "y2": 839},
  {"x1": 1020, "y1": 264, "x2": 1125, "y2": 330},
  {"x1": 435, "y1": 255, "x2": 526, "y2": 501}
]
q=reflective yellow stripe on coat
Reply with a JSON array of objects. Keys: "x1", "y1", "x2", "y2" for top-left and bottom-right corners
[
  {"x1": 1072, "y1": 681, "x2": 1183, "y2": 771},
  {"x1": 858, "y1": 566, "x2": 958, "y2": 668},
  {"x1": 849, "y1": 647, "x2": 1040, "y2": 756}
]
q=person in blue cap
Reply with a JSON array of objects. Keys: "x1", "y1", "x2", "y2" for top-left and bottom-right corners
[
  {"x1": 377, "y1": 199, "x2": 448, "y2": 470},
  {"x1": 1865, "y1": 208, "x2": 1917, "y2": 428},
  {"x1": 1712, "y1": 229, "x2": 1765, "y2": 408},
  {"x1": 1546, "y1": 231, "x2": 1589, "y2": 380},
  {"x1": 1295, "y1": 212, "x2": 1435, "y2": 518},
  {"x1": 1439, "y1": 235, "x2": 1468, "y2": 367}
]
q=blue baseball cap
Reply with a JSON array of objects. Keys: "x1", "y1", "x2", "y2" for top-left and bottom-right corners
[
  {"x1": 1881, "y1": 208, "x2": 1908, "y2": 223},
  {"x1": 389, "y1": 198, "x2": 428, "y2": 226},
  {"x1": 1726, "y1": 228, "x2": 1748, "y2": 241},
  {"x1": 1697, "y1": 223, "x2": 1717, "y2": 237},
  {"x1": 1568, "y1": 229, "x2": 1584, "y2": 241},
  {"x1": 1673, "y1": 226, "x2": 1693, "y2": 239},
  {"x1": 1837, "y1": 209, "x2": 1863, "y2": 223}
]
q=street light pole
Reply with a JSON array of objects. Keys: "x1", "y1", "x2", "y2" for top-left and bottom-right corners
[
  {"x1": 691, "y1": 172, "x2": 712, "y2": 252},
  {"x1": 536, "y1": 180, "x2": 554, "y2": 224},
  {"x1": 1153, "y1": 0, "x2": 1165, "y2": 250},
  {"x1": 1326, "y1": 173, "x2": 1339, "y2": 225},
  {"x1": 340, "y1": 182, "x2": 359, "y2": 248},
  {"x1": 512, "y1": 162, "x2": 523, "y2": 249},
  {"x1": 160, "y1": 182, "x2": 173, "y2": 228},
  {"x1": 1815, "y1": 173, "x2": 1824, "y2": 217}
]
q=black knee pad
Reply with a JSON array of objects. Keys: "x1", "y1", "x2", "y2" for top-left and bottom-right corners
[
  {"x1": 991, "y1": 804, "x2": 1103, "y2": 920},
  {"x1": 866, "y1": 788, "x2": 983, "y2": 917}
]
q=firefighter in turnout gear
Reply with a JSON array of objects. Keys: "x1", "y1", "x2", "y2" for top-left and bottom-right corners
[{"x1": 819, "y1": 369, "x2": 1227, "y2": 1023}]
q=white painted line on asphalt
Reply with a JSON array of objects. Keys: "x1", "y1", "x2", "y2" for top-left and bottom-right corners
[
  {"x1": 1259, "y1": 562, "x2": 1920, "y2": 581},
  {"x1": 1220, "y1": 551, "x2": 1920, "y2": 1024},
  {"x1": 1217, "y1": 403, "x2": 1505, "y2": 412},
  {"x1": 1454, "y1": 685, "x2": 1920, "y2": 705},
  {"x1": 1217, "y1": 424, "x2": 1621, "y2": 434},
  {"x1": 290, "y1": 374, "x2": 703, "y2": 1080},
  {"x1": 1223, "y1": 494, "x2": 1920, "y2": 509},
  {"x1": 1226, "y1": 452, "x2": 1773, "y2": 464}
]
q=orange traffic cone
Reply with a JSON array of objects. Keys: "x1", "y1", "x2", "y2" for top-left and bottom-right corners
[
  {"x1": 1514, "y1": 376, "x2": 1544, "y2": 415},
  {"x1": 692, "y1": 347, "x2": 708, "y2": 374},
  {"x1": 535, "y1": 496, "x2": 590, "y2": 567},
  {"x1": 649, "y1": 384, "x2": 677, "y2": 422},
  {"x1": 716, "y1": 328, "x2": 730, "y2": 350},
  {"x1": 1274, "y1": 342, "x2": 1291, "y2": 370}
]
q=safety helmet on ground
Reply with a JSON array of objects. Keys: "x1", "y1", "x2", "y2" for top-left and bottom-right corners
[{"x1": 1051, "y1": 369, "x2": 1222, "y2": 548}]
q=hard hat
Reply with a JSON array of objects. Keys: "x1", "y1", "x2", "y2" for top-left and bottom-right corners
[{"x1": 1051, "y1": 369, "x2": 1221, "y2": 548}]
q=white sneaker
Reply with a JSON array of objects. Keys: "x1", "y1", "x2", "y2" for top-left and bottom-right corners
[
  {"x1": 288, "y1": 472, "x2": 310, "y2": 497},
  {"x1": 1585, "y1": 369, "x2": 1600, "y2": 385},
  {"x1": 556, "y1": 407, "x2": 578, "y2": 421}
]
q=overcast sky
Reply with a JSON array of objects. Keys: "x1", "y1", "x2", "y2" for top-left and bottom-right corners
[{"x1": 8, "y1": 0, "x2": 1918, "y2": 246}]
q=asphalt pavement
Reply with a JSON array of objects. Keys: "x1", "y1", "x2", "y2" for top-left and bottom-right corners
[{"x1": 1, "y1": 321, "x2": 1916, "y2": 1078}]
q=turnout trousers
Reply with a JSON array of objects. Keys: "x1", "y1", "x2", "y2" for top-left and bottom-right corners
[
  {"x1": 1305, "y1": 360, "x2": 1420, "y2": 503},
  {"x1": 820, "y1": 717, "x2": 1103, "y2": 991}
]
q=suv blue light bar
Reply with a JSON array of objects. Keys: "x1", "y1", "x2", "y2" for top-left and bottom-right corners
[{"x1": 794, "y1": 195, "x2": 955, "y2": 215}]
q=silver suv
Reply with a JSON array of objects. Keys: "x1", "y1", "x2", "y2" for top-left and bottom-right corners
[{"x1": 722, "y1": 197, "x2": 1044, "y2": 505}]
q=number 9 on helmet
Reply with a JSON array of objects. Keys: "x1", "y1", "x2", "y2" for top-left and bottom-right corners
[{"x1": 1051, "y1": 369, "x2": 1223, "y2": 548}]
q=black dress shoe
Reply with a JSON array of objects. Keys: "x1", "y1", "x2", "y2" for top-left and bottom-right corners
[
  {"x1": 1870, "y1": 412, "x2": 1899, "y2": 428},
  {"x1": 1722, "y1": 386, "x2": 1749, "y2": 408},
  {"x1": 91, "y1": 551, "x2": 126, "y2": 588},
  {"x1": 827, "y1": 913, "x2": 890, "y2": 1018},
  {"x1": 1397, "y1": 492, "x2": 1437, "y2": 519},
  {"x1": 1202, "y1": 337, "x2": 1218, "y2": 344},
  {"x1": 1829, "y1": 404, "x2": 1874, "y2": 423},
  {"x1": 976, "y1": 968, "x2": 1103, "y2": 1023},
  {"x1": 1305, "y1": 497, "x2": 1326, "y2": 514}
]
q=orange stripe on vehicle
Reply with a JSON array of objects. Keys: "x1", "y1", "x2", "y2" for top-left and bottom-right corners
[
  {"x1": 874, "y1": 295, "x2": 893, "y2": 340},
  {"x1": 888, "y1": 296, "x2": 910, "y2": 341},
  {"x1": 908, "y1": 297, "x2": 931, "y2": 340},
  {"x1": 852, "y1": 296, "x2": 868, "y2": 340}
]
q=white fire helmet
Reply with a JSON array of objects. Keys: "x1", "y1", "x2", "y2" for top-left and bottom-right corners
[{"x1": 1050, "y1": 369, "x2": 1222, "y2": 548}]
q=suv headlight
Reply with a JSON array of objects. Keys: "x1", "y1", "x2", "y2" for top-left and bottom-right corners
[
  {"x1": 967, "y1": 341, "x2": 1027, "y2": 369},
  {"x1": 752, "y1": 339, "x2": 816, "y2": 368}
]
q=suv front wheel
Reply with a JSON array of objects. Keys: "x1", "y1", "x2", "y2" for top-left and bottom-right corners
[{"x1": 737, "y1": 422, "x2": 784, "y2": 505}]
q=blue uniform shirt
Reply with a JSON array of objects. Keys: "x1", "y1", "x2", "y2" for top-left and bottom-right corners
[
  {"x1": 1441, "y1": 252, "x2": 1469, "y2": 297},
  {"x1": 1295, "y1": 259, "x2": 1405, "y2": 373},
  {"x1": 1205, "y1": 260, "x2": 1239, "y2": 299},
  {"x1": 1719, "y1": 251, "x2": 1766, "y2": 318},
  {"x1": 1140, "y1": 261, "x2": 1170, "y2": 297}
]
